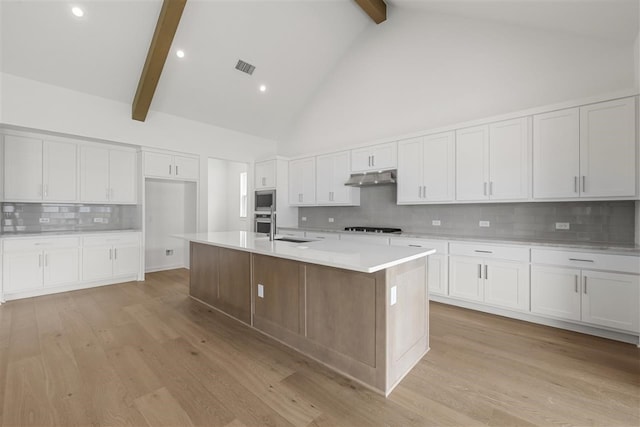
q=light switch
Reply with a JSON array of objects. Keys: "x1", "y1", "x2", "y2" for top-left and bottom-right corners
[
  {"x1": 390, "y1": 286, "x2": 397, "y2": 306},
  {"x1": 479, "y1": 221, "x2": 490, "y2": 227},
  {"x1": 257, "y1": 284, "x2": 264, "y2": 298},
  {"x1": 328, "y1": 218, "x2": 334, "y2": 223},
  {"x1": 432, "y1": 220, "x2": 441, "y2": 226},
  {"x1": 555, "y1": 222, "x2": 570, "y2": 230}
]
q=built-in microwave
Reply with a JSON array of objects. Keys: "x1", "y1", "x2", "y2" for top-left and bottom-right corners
[{"x1": 255, "y1": 190, "x2": 276, "y2": 211}]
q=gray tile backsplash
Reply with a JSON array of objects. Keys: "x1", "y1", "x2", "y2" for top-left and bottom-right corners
[
  {"x1": 1, "y1": 203, "x2": 141, "y2": 234},
  {"x1": 299, "y1": 186, "x2": 636, "y2": 244}
]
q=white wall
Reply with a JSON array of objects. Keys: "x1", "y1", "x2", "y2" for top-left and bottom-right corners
[
  {"x1": 145, "y1": 179, "x2": 197, "y2": 272},
  {"x1": 1, "y1": 73, "x2": 279, "y2": 232},
  {"x1": 226, "y1": 161, "x2": 249, "y2": 232},
  {"x1": 208, "y1": 158, "x2": 229, "y2": 231},
  {"x1": 281, "y1": 9, "x2": 636, "y2": 156}
]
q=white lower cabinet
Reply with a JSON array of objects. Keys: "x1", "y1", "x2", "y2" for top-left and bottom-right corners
[
  {"x1": 82, "y1": 233, "x2": 141, "y2": 281},
  {"x1": 389, "y1": 238, "x2": 449, "y2": 297},
  {"x1": 2, "y1": 237, "x2": 81, "y2": 295},
  {"x1": 448, "y1": 243, "x2": 530, "y2": 311},
  {"x1": 531, "y1": 265, "x2": 640, "y2": 333}
]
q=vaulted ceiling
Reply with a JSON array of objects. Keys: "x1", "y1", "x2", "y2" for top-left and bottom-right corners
[{"x1": 1, "y1": 0, "x2": 638, "y2": 141}]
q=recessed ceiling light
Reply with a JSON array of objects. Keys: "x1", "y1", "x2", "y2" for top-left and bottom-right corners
[
  {"x1": 259, "y1": 84, "x2": 267, "y2": 93},
  {"x1": 176, "y1": 49, "x2": 185, "y2": 59},
  {"x1": 71, "y1": 6, "x2": 84, "y2": 17}
]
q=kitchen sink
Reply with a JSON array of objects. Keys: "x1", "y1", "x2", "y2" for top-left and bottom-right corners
[{"x1": 275, "y1": 237, "x2": 313, "y2": 243}]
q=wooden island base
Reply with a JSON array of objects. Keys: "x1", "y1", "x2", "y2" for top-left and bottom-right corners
[{"x1": 189, "y1": 242, "x2": 429, "y2": 396}]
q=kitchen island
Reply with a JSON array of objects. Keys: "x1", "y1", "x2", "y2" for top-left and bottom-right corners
[{"x1": 179, "y1": 231, "x2": 435, "y2": 396}]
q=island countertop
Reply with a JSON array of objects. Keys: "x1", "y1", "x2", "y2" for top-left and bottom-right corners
[{"x1": 177, "y1": 231, "x2": 435, "y2": 273}]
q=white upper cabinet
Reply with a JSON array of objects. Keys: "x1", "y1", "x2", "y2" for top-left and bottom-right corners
[
  {"x1": 456, "y1": 125, "x2": 489, "y2": 201},
  {"x1": 255, "y1": 159, "x2": 277, "y2": 189},
  {"x1": 533, "y1": 97, "x2": 636, "y2": 199},
  {"x1": 3, "y1": 135, "x2": 78, "y2": 202},
  {"x1": 397, "y1": 132, "x2": 455, "y2": 204},
  {"x1": 315, "y1": 151, "x2": 360, "y2": 206},
  {"x1": 488, "y1": 118, "x2": 530, "y2": 200},
  {"x1": 456, "y1": 119, "x2": 529, "y2": 202},
  {"x1": 81, "y1": 146, "x2": 137, "y2": 204},
  {"x1": 143, "y1": 151, "x2": 199, "y2": 181},
  {"x1": 351, "y1": 142, "x2": 397, "y2": 172},
  {"x1": 289, "y1": 157, "x2": 316, "y2": 206},
  {"x1": 579, "y1": 97, "x2": 636, "y2": 197}
]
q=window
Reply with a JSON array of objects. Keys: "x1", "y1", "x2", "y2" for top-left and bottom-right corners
[{"x1": 239, "y1": 171, "x2": 247, "y2": 218}]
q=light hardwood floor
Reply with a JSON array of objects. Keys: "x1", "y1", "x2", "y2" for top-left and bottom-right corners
[{"x1": 0, "y1": 269, "x2": 638, "y2": 426}]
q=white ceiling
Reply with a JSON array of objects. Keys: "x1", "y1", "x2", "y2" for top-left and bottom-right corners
[{"x1": 2, "y1": 0, "x2": 638, "y2": 141}]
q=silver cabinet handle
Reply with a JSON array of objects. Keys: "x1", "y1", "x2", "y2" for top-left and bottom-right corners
[
  {"x1": 176, "y1": 165, "x2": 179, "y2": 176},
  {"x1": 408, "y1": 244, "x2": 422, "y2": 248},
  {"x1": 474, "y1": 250, "x2": 493, "y2": 253},
  {"x1": 583, "y1": 276, "x2": 587, "y2": 294},
  {"x1": 569, "y1": 258, "x2": 594, "y2": 263},
  {"x1": 483, "y1": 182, "x2": 487, "y2": 196},
  {"x1": 574, "y1": 176, "x2": 578, "y2": 193},
  {"x1": 575, "y1": 275, "x2": 578, "y2": 293},
  {"x1": 371, "y1": 155, "x2": 375, "y2": 166},
  {"x1": 423, "y1": 186, "x2": 427, "y2": 198},
  {"x1": 489, "y1": 182, "x2": 493, "y2": 196},
  {"x1": 44, "y1": 184, "x2": 48, "y2": 198},
  {"x1": 484, "y1": 265, "x2": 488, "y2": 280},
  {"x1": 169, "y1": 164, "x2": 172, "y2": 175},
  {"x1": 114, "y1": 248, "x2": 118, "y2": 260},
  {"x1": 38, "y1": 254, "x2": 42, "y2": 268},
  {"x1": 582, "y1": 176, "x2": 586, "y2": 193},
  {"x1": 262, "y1": 177, "x2": 266, "y2": 186},
  {"x1": 478, "y1": 264, "x2": 482, "y2": 279},
  {"x1": 44, "y1": 254, "x2": 48, "y2": 267}
]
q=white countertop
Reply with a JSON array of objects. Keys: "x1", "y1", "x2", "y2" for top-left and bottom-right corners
[
  {"x1": 279, "y1": 227, "x2": 640, "y2": 256},
  {"x1": 177, "y1": 231, "x2": 435, "y2": 273}
]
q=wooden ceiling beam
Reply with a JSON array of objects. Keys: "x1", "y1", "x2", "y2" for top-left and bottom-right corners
[
  {"x1": 354, "y1": 0, "x2": 387, "y2": 24},
  {"x1": 132, "y1": 0, "x2": 187, "y2": 122}
]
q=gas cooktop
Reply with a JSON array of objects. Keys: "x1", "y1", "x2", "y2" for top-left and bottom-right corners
[{"x1": 344, "y1": 226, "x2": 402, "y2": 234}]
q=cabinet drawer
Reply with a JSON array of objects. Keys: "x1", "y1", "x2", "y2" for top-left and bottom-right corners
[
  {"x1": 83, "y1": 233, "x2": 140, "y2": 247},
  {"x1": 449, "y1": 242, "x2": 529, "y2": 262},
  {"x1": 3, "y1": 236, "x2": 80, "y2": 252},
  {"x1": 390, "y1": 237, "x2": 448, "y2": 255},
  {"x1": 531, "y1": 249, "x2": 640, "y2": 274},
  {"x1": 304, "y1": 231, "x2": 340, "y2": 241}
]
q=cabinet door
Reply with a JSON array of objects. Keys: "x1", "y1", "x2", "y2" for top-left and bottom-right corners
[
  {"x1": 449, "y1": 255, "x2": 484, "y2": 302},
  {"x1": 81, "y1": 146, "x2": 110, "y2": 202},
  {"x1": 174, "y1": 155, "x2": 199, "y2": 180},
  {"x1": 533, "y1": 108, "x2": 580, "y2": 199},
  {"x1": 289, "y1": 157, "x2": 315, "y2": 205},
  {"x1": 581, "y1": 270, "x2": 639, "y2": 333},
  {"x1": 44, "y1": 248, "x2": 80, "y2": 287},
  {"x1": 455, "y1": 126, "x2": 489, "y2": 201},
  {"x1": 423, "y1": 132, "x2": 455, "y2": 202},
  {"x1": 580, "y1": 98, "x2": 636, "y2": 197},
  {"x1": 483, "y1": 260, "x2": 529, "y2": 311},
  {"x1": 82, "y1": 246, "x2": 113, "y2": 280},
  {"x1": 328, "y1": 151, "x2": 356, "y2": 204},
  {"x1": 109, "y1": 149, "x2": 137, "y2": 203},
  {"x1": 255, "y1": 160, "x2": 276, "y2": 189},
  {"x1": 371, "y1": 142, "x2": 397, "y2": 170},
  {"x1": 351, "y1": 147, "x2": 374, "y2": 172},
  {"x1": 531, "y1": 266, "x2": 581, "y2": 321},
  {"x1": 2, "y1": 251, "x2": 43, "y2": 293},
  {"x1": 43, "y1": 140, "x2": 77, "y2": 202},
  {"x1": 4, "y1": 135, "x2": 43, "y2": 201},
  {"x1": 113, "y1": 244, "x2": 140, "y2": 276},
  {"x1": 427, "y1": 254, "x2": 448, "y2": 296},
  {"x1": 489, "y1": 118, "x2": 529, "y2": 200},
  {"x1": 144, "y1": 152, "x2": 173, "y2": 178},
  {"x1": 397, "y1": 137, "x2": 423, "y2": 203},
  {"x1": 315, "y1": 154, "x2": 333, "y2": 204}
]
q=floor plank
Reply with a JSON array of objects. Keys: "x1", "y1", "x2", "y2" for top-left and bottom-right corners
[{"x1": 0, "y1": 269, "x2": 638, "y2": 427}]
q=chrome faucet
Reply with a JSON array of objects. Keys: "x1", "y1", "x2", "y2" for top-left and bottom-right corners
[{"x1": 269, "y1": 205, "x2": 276, "y2": 241}]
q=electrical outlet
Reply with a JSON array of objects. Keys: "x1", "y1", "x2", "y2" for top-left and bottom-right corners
[
  {"x1": 165, "y1": 249, "x2": 174, "y2": 256},
  {"x1": 479, "y1": 221, "x2": 490, "y2": 227},
  {"x1": 390, "y1": 286, "x2": 397, "y2": 306},
  {"x1": 301, "y1": 217, "x2": 307, "y2": 222},
  {"x1": 328, "y1": 218, "x2": 334, "y2": 223},
  {"x1": 257, "y1": 284, "x2": 264, "y2": 298},
  {"x1": 555, "y1": 222, "x2": 570, "y2": 230},
  {"x1": 93, "y1": 217, "x2": 103, "y2": 223},
  {"x1": 432, "y1": 220, "x2": 441, "y2": 226},
  {"x1": 39, "y1": 218, "x2": 50, "y2": 223}
]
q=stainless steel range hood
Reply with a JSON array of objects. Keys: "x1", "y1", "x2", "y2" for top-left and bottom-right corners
[{"x1": 344, "y1": 169, "x2": 396, "y2": 187}]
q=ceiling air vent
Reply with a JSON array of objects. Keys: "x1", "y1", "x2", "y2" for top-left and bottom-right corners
[{"x1": 235, "y1": 59, "x2": 256, "y2": 75}]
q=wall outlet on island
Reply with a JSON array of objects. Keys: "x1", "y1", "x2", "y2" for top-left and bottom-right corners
[
  {"x1": 479, "y1": 220, "x2": 490, "y2": 227},
  {"x1": 257, "y1": 284, "x2": 264, "y2": 298},
  {"x1": 556, "y1": 222, "x2": 570, "y2": 230},
  {"x1": 432, "y1": 220, "x2": 441, "y2": 226},
  {"x1": 328, "y1": 218, "x2": 334, "y2": 223}
]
